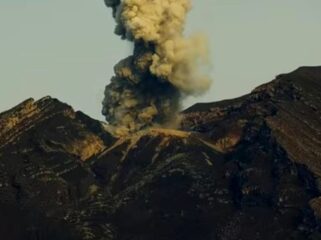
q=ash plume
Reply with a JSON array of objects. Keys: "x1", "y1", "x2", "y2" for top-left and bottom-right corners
[{"x1": 103, "y1": 0, "x2": 211, "y2": 136}]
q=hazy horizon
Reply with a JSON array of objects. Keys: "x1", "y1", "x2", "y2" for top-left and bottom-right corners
[{"x1": 1, "y1": 0, "x2": 321, "y2": 120}]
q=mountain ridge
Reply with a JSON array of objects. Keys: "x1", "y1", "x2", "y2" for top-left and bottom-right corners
[{"x1": 0, "y1": 66, "x2": 321, "y2": 240}]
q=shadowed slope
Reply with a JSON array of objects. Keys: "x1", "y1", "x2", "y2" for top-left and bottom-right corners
[{"x1": 0, "y1": 67, "x2": 321, "y2": 239}]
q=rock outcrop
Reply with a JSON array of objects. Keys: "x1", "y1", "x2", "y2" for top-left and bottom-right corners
[{"x1": 0, "y1": 67, "x2": 321, "y2": 240}]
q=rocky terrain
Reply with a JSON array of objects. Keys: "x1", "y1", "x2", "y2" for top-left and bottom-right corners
[{"x1": 0, "y1": 66, "x2": 321, "y2": 240}]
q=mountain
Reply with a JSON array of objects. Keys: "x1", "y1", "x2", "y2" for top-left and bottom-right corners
[{"x1": 0, "y1": 66, "x2": 321, "y2": 240}]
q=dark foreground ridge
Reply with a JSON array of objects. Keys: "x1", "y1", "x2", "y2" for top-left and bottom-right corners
[{"x1": 0, "y1": 67, "x2": 321, "y2": 240}]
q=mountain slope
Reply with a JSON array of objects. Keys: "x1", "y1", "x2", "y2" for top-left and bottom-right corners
[
  {"x1": 0, "y1": 67, "x2": 321, "y2": 240},
  {"x1": 0, "y1": 97, "x2": 115, "y2": 239},
  {"x1": 183, "y1": 66, "x2": 321, "y2": 176}
]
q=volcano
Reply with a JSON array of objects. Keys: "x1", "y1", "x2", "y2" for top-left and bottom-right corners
[{"x1": 0, "y1": 67, "x2": 321, "y2": 240}]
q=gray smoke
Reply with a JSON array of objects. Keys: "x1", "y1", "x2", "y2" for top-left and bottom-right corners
[{"x1": 102, "y1": 0, "x2": 211, "y2": 136}]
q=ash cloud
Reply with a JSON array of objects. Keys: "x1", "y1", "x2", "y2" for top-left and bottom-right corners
[{"x1": 102, "y1": 0, "x2": 211, "y2": 136}]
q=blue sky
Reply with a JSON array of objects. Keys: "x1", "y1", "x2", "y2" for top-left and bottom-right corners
[{"x1": 1, "y1": 0, "x2": 321, "y2": 120}]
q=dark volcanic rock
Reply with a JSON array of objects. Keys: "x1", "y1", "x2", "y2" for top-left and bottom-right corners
[
  {"x1": 0, "y1": 97, "x2": 116, "y2": 239},
  {"x1": 0, "y1": 67, "x2": 321, "y2": 240}
]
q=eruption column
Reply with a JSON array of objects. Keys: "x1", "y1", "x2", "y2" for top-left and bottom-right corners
[{"x1": 102, "y1": 0, "x2": 211, "y2": 136}]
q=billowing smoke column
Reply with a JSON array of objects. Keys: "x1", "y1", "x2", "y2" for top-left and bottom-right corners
[{"x1": 103, "y1": 0, "x2": 211, "y2": 136}]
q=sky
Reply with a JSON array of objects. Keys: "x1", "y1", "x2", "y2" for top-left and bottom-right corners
[{"x1": 1, "y1": 0, "x2": 321, "y2": 121}]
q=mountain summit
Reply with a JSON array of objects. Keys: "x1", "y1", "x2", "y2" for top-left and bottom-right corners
[{"x1": 0, "y1": 67, "x2": 321, "y2": 240}]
